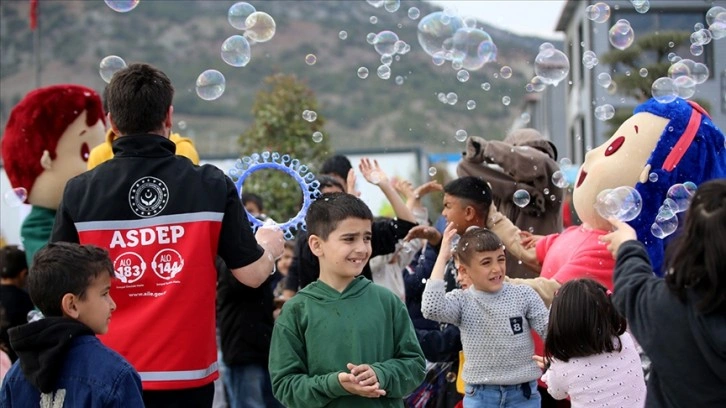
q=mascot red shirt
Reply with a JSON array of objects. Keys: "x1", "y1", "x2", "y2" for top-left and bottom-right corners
[{"x1": 1, "y1": 85, "x2": 106, "y2": 265}]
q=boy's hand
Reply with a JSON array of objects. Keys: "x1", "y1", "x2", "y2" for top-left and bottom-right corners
[
  {"x1": 346, "y1": 169, "x2": 361, "y2": 197},
  {"x1": 338, "y1": 371, "x2": 386, "y2": 398},
  {"x1": 600, "y1": 218, "x2": 637, "y2": 259},
  {"x1": 393, "y1": 178, "x2": 416, "y2": 201},
  {"x1": 412, "y1": 180, "x2": 443, "y2": 199},
  {"x1": 404, "y1": 225, "x2": 442, "y2": 246},
  {"x1": 359, "y1": 158, "x2": 389, "y2": 186},
  {"x1": 347, "y1": 363, "x2": 378, "y2": 386},
  {"x1": 438, "y1": 222, "x2": 458, "y2": 260}
]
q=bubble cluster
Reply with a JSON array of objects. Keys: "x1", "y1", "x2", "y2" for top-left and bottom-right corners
[
  {"x1": 221, "y1": 35, "x2": 251, "y2": 67},
  {"x1": 534, "y1": 45, "x2": 569, "y2": 86},
  {"x1": 196, "y1": 70, "x2": 226, "y2": 101},
  {"x1": 104, "y1": 0, "x2": 139, "y2": 13},
  {"x1": 650, "y1": 182, "x2": 697, "y2": 238},
  {"x1": 609, "y1": 19, "x2": 635, "y2": 50},
  {"x1": 706, "y1": 6, "x2": 726, "y2": 40},
  {"x1": 99, "y1": 55, "x2": 127, "y2": 83},
  {"x1": 417, "y1": 11, "x2": 497, "y2": 71},
  {"x1": 586, "y1": 2, "x2": 611, "y2": 24},
  {"x1": 582, "y1": 50, "x2": 599, "y2": 69},
  {"x1": 302, "y1": 110, "x2": 318, "y2": 122},
  {"x1": 513, "y1": 189, "x2": 531, "y2": 208},
  {"x1": 594, "y1": 186, "x2": 642, "y2": 221},
  {"x1": 594, "y1": 104, "x2": 615, "y2": 121},
  {"x1": 3, "y1": 187, "x2": 27, "y2": 207}
]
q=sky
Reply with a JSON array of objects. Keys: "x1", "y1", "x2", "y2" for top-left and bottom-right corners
[{"x1": 427, "y1": 0, "x2": 567, "y2": 38}]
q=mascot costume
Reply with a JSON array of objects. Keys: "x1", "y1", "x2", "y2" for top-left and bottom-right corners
[
  {"x1": 485, "y1": 97, "x2": 726, "y2": 304},
  {"x1": 1, "y1": 85, "x2": 106, "y2": 265},
  {"x1": 457, "y1": 128, "x2": 564, "y2": 279}
]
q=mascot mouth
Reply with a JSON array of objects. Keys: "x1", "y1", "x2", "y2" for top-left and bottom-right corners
[
  {"x1": 81, "y1": 142, "x2": 90, "y2": 162},
  {"x1": 576, "y1": 169, "x2": 587, "y2": 188}
]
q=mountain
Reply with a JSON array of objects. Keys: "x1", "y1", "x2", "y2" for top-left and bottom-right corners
[{"x1": 0, "y1": 0, "x2": 559, "y2": 157}]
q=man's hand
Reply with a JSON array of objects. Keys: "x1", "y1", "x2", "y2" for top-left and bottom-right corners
[
  {"x1": 600, "y1": 218, "x2": 638, "y2": 259},
  {"x1": 404, "y1": 225, "x2": 442, "y2": 247},
  {"x1": 255, "y1": 225, "x2": 285, "y2": 260}
]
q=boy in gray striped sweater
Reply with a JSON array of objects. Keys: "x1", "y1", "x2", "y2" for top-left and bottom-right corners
[{"x1": 422, "y1": 223, "x2": 549, "y2": 407}]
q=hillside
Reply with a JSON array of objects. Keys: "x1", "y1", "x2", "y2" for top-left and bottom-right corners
[{"x1": 0, "y1": 0, "x2": 559, "y2": 157}]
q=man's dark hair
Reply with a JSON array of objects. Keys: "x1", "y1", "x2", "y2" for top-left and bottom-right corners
[
  {"x1": 544, "y1": 279, "x2": 626, "y2": 362},
  {"x1": 241, "y1": 192, "x2": 264, "y2": 212},
  {"x1": 444, "y1": 176, "x2": 493, "y2": 220},
  {"x1": 316, "y1": 174, "x2": 345, "y2": 193},
  {"x1": 0, "y1": 245, "x2": 27, "y2": 279},
  {"x1": 104, "y1": 63, "x2": 174, "y2": 135},
  {"x1": 454, "y1": 228, "x2": 503, "y2": 266},
  {"x1": 665, "y1": 178, "x2": 726, "y2": 314},
  {"x1": 319, "y1": 155, "x2": 353, "y2": 182},
  {"x1": 28, "y1": 242, "x2": 114, "y2": 317},
  {"x1": 305, "y1": 193, "x2": 373, "y2": 240}
]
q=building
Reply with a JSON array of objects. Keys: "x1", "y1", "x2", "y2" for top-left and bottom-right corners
[{"x1": 555, "y1": 0, "x2": 726, "y2": 164}]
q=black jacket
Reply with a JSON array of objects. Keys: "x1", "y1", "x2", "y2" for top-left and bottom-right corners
[{"x1": 285, "y1": 218, "x2": 416, "y2": 291}]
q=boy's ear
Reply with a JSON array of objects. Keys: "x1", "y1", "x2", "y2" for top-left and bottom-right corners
[
  {"x1": 308, "y1": 234, "x2": 324, "y2": 257},
  {"x1": 464, "y1": 205, "x2": 476, "y2": 221},
  {"x1": 61, "y1": 293, "x2": 80, "y2": 318},
  {"x1": 457, "y1": 263, "x2": 468, "y2": 275}
]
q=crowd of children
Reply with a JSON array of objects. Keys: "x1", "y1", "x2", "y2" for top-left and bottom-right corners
[{"x1": 1, "y1": 62, "x2": 724, "y2": 408}]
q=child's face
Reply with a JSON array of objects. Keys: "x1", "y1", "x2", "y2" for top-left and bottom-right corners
[
  {"x1": 460, "y1": 247, "x2": 506, "y2": 293},
  {"x1": 310, "y1": 217, "x2": 372, "y2": 279},
  {"x1": 244, "y1": 202, "x2": 261, "y2": 217},
  {"x1": 276, "y1": 247, "x2": 294, "y2": 276},
  {"x1": 441, "y1": 194, "x2": 474, "y2": 234},
  {"x1": 74, "y1": 272, "x2": 116, "y2": 335}
]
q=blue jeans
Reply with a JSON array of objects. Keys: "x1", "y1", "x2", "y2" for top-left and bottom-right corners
[
  {"x1": 222, "y1": 363, "x2": 284, "y2": 408},
  {"x1": 464, "y1": 381, "x2": 541, "y2": 408}
]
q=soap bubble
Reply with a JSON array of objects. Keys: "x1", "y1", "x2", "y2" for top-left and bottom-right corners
[
  {"x1": 609, "y1": 19, "x2": 635, "y2": 50},
  {"x1": 245, "y1": 11, "x2": 276, "y2": 43},
  {"x1": 370, "y1": 16, "x2": 378, "y2": 24},
  {"x1": 366, "y1": 32, "x2": 377, "y2": 44},
  {"x1": 513, "y1": 189, "x2": 531, "y2": 207},
  {"x1": 582, "y1": 50, "x2": 599, "y2": 69},
  {"x1": 446, "y1": 372, "x2": 457, "y2": 383},
  {"x1": 690, "y1": 44, "x2": 703, "y2": 56},
  {"x1": 457, "y1": 70, "x2": 470, "y2": 82},
  {"x1": 586, "y1": 2, "x2": 611, "y2": 23},
  {"x1": 710, "y1": 21, "x2": 726, "y2": 40},
  {"x1": 691, "y1": 63, "x2": 709, "y2": 84},
  {"x1": 520, "y1": 112, "x2": 531, "y2": 124},
  {"x1": 228, "y1": 2, "x2": 256, "y2": 30},
  {"x1": 312, "y1": 131, "x2": 323, "y2": 143},
  {"x1": 374, "y1": 30, "x2": 399, "y2": 56},
  {"x1": 377, "y1": 64, "x2": 391, "y2": 79},
  {"x1": 502, "y1": 96, "x2": 511, "y2": 106},
  {"x1": 639, "y1": 68, "x2": 648, "y2": 77},
  {"x1": 651, "y1": 77, "x2": 678, "y2": 104},
  {"x1": 366, "y1": 0, "x2": 383, "y2": 7},
  {"x1": 481, "y1": 82, "x2": 491, "y2": 91},
  {"x1": 559, "y1": 158, "x2": 572, "y2": 167},
  {"x1": 500, "y1": 66, "x2": 513, "y2": 78},
  {"x1": 691, "y1": 29, "x2": 712, "y2": 46},
  {"x1": 648, "y1": 172, "x2": 659, "y2": 183},
  {"x1": 338, "y1": 30, "x2": 348, "y2": 40},
  {"x1": 595, "y1": 186, "x2": 643, "y2": 221},
  {"x1": 706, "y1": 6, "x2": 726, "y2": 26},
  {"x1": 196, "y1": 70, "x2": 226, "y2": 101},
  {"x1": 99, "y1": 55, "x2": 127, "y2": 83},
  {"x1": 3, "y1": 187, "x2": 27, "y2": 207},
  {"x1": 634, "y1": 0, "x2": 650, "y2": 13},
  {"x1": 408, "y1": 7, "x2": 420, "y2": 20},
  {"x1": 104, "y1": 0, "x2": 139, "y2": 13},
  {"x1": 594, "y1": 104, "x2": 615, "y2": 121},
  {"x1": 221, "y1": 35, "x2": 251, "y2": 67},
  {"x1": 667, "y1": 183, "x2": 695, "y2": 212},
  {"x1": 395, "y1": 75, "x2": 404, "y2": 85},
  {"x1": 302, "y1": 110, "x2": 318, "y2": 122},
  {"x1": 380, "y1": 54, "x2": 393, "y2": 65},
  {"x1": 551, "y1": 171, "x2": 568, "y2": 188},
  {"x1": 539, "y1": 42, "x2": 555, "y2": 52},
  {"x1": 530, "y1": 76, "x2": 547, "y2": 92},
  {"x1": 455, "y1": 129, "x2": 468, "y2": 142},
  {"x1": 428, "y1": 167, "x2": 438, "y2": 177},
  {"x1": 446, "y1": 92, "x2": 458, "y2": 105},
  {"x1": 383, "y1": 0, "x2": 400, "y2": 12},
  {"x1": 305, "y1": 54, "x2": 317, "y2": 65},
  {"x1": 674, "y1": 75, "x2": 696, "y2": 99},
  {"x1": 357, "y1": 67, "x2": 369, "y2": 79},
  {"x1": 417, "y1": 12, "x2": 464, "y2": 57},
  {"x1": 597, "y1": 72, "x2": 612, "y2": 88},
  {"x1": 450, "y1": 233, "x2": 461, "y2": 251},
  {"x1": 651, "y1": 215, "x2": 678, "y2": 239},
  {"x1": 534, "y1": 47, "x2": 569, "y2": 86},
  {"x1": 451, "y1": 27, "x2": 497, "y2": 70},
  {"x1": 466, "y1": 100, "x2": 476, "y2": 110}
]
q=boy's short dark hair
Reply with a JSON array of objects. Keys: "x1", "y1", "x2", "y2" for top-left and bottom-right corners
[
  {"x1": 454, "y1": 228, "x2": 503, "y2": 266},
  {"x1": 0, "y1": 245, "x2": 27, "y2": 279},
  {"x1": 544, "y1": 279, "x2": 627, "y2": 362},
  {"x1": 315, "y1": 174, "x2": 345, "y2": 192},
  {"x1": 104, "y1": 63, "x2": 174, "y2": 135},
  {"x1": 241, "y1": 192, "x2": 264, "y2": 212},
  {"x1": 305, "y1": 193, "x2": 373, "y2": 240},
  {"x1": 444, "y1": 177, "x2": 493, "y2": 220},
  {"x1": 28, "y1": 242, "x2": 114, "y2": 317},
  {"x1": 319, "y1": 155, "x2": 353, "y2": 181}
]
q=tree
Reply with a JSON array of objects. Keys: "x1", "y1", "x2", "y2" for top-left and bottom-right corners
[
  {"x1": 237, "y1": 74, "x2": 331, "y2": 225},
  {"x1": 600, "y1": 31, "x2": 710, "y2": 134}
]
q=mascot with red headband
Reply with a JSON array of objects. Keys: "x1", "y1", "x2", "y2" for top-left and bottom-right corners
[
  {"x1": 1, "y1": 85, "x2": 106, "y2": 265},
  {"x1": 485, "y1": 97, "x2": 726, "y2": 303}
]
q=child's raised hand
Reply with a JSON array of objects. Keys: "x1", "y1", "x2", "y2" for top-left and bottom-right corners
[
  {"x1": 359, "y1": 158, "x2": 389, "y2": 186},
  {"x1": 600, "y1": 218, "x2": 638, "y2": 259},
  {"x1": 346, "y1": 169, "x2": 361, "y2": 197},
  {"x1": 393, "y1": 178, "x2": 416, "y2": 201},
  {"x1": 403, "y1": 225, "x2": 442, "y2": 246},
  {"x1": 412, "y1": 180, "x2": 443, "y2": 199},
  {"x1": 438, "y1": 222, "x2": 459, "y2": 259}
]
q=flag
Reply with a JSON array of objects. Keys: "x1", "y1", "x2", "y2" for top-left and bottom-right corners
[{"x1": 30, "y1": 0, "x2": 38, "y2": 31}]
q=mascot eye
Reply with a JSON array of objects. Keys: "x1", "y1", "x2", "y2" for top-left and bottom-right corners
[{"x1": 605, "y1": 136, "x2": 625, "y2": 156}]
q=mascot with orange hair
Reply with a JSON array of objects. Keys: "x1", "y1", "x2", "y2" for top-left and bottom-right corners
[{"x1": 1, "y1": 85, "x2": 106, "y2": 265}]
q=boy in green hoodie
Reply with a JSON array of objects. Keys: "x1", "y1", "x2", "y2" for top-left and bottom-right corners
[{"x1": 269, "y1": 192, "x2": 426, "y2": 407}]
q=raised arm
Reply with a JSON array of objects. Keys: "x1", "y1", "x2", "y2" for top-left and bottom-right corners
[
  {"x1": 421, "y1": 223, "x2": 464, "y2": 325},
  {"x1": 359, "y1": 158, "x2": 416, "y2": 224}
]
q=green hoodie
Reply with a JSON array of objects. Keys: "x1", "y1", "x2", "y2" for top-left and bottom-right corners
[{"x1": 269, "y1": 276, "x2": 425, "y2": 408}]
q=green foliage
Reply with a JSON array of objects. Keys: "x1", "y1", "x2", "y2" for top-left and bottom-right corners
[{"x1": 238, "y1": 74, "x2": 331, "y2": 223}]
